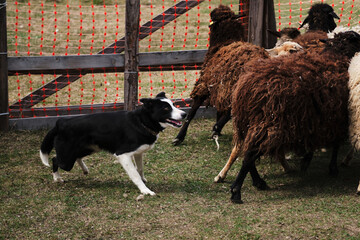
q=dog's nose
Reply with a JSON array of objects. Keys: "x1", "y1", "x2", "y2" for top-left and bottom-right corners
[{"x1": 181, "y1": 112, "x2": 187, "y2": 119}]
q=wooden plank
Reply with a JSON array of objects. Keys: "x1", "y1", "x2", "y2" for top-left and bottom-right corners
[
  {"x1": 124, "y1": 0, "x2": 140, "y2": 111},
  {"x1": 9, "y1": 98, "x2": 193, "y2": 118},
  {"x1": 0, "y1": 0, "x2": 8, "y2": 131},
  {"x1": 248, "y1": 0, "x2": 277, "y2": 48},
  {"x1": 264, "y1": 0, "x2": 277, "y2": 48},
  {"x1": 9, "y1": 0, "x2": 205, "y2": 110},
  {"x1": 7, "y1": 50, "x2": 207, "y2": 75},
  {"x1": 9, "y1": 105, "x2": 215, "y2": 130}
]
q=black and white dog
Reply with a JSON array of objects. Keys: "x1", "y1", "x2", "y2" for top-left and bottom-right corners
[{"x1": 40, "y1": 92, "x2": 186, "y2": 196}]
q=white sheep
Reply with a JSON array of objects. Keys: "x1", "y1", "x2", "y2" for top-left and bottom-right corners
[{"x1": 347, "y1": 52, "x2": 360, "y2": 195}]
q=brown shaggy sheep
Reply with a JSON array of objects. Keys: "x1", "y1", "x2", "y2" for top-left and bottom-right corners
[
  {"x1": 174, "y1": 3, "x2": 339, "y2": 147},
  {"x1": 228, "y1": 31, "x2": 360, "y2": 204},
  {"x1": 172, "y1": 5, "x2": 246, "y2": 146}
]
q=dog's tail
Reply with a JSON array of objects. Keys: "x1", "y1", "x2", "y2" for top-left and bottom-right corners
[{"x1": 40, "y1": 126, "x2": 57, "y2": 167}]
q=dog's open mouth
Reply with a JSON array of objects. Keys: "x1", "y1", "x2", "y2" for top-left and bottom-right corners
[{"x1": 166, "y1": 118, "x2": 182, "y2": 128}]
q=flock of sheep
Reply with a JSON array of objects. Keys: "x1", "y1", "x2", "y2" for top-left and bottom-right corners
[{"x1": 172, "y1": 3, "x2": 360, "y2": 203}]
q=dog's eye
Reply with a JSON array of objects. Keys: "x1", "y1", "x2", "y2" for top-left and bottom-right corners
[{"x1": 164, "y1": 107, "x2": 170, "y2": 111}]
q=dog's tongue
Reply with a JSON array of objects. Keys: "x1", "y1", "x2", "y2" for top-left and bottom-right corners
[{"x1": 167, "y1": 119, "x2": 182, "y2": 126}]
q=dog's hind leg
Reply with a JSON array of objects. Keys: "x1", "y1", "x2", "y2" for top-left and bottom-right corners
[
  {"x1": 134, "y1": 154, "x2": 146, "y2": 183},
  {"x1": 52, "y1": 157, "x2": 64, "y2": 183},
  {"x1": 77, "y1": 159, "x2": 89, "y2": 175},
  {"x1": 116, "y1": 154, "x2": 155, "y2": 196}
]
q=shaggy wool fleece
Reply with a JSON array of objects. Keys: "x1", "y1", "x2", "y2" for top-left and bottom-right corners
[
  {"x1": 348, "y1": 53, "x2": 360, "y2": 149},
  {"x1": 294, "y1": 30, "x2": 328, "y2": 54},
  {"x1": 190, "y1": 42, "x2": 269, "y2": 112},
  {"x1": 232, "y1": 51, "x2": 350, "y2": 158}
]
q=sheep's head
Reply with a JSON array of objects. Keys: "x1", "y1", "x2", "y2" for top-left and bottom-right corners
[
  {"x1": 300, "y1": 3, "x2": 339, "y2": 32},
  {"x1": 208, "y1": 5, "x2": 246, "y2": 49},
  {"x1": 210, "y1": 5, "x2": 236, "y2": 23},
  {"x1": 322, "y1": 31, "x2": 360, "y2": 59},
  {"x1": 268, "y1": 28, "x2": 301, "y2": 46}
]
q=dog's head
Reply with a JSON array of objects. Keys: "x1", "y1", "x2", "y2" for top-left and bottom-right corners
[{"x1": 140, "y1": 92, "x2": 187, "y2": 129}]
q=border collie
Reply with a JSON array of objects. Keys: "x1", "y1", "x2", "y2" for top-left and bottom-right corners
[{"x1": 40, "y1": 92, "x2": 186, "y2": 196}]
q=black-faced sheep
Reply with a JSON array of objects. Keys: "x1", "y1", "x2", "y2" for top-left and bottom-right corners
[
  {"x1": 299, "y1": 3, "x2": 339, "y2": 32},
  {"x1": 229, "y1": 31, "x2": 360, "y2": 204},
  {"x1": 172, "y1": 5, "x2": 246, "y2": 146}
]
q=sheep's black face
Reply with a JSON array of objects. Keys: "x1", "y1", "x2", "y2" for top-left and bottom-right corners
[{"x1": 300, "y1": 3, "x2": 339, "y2": 32}]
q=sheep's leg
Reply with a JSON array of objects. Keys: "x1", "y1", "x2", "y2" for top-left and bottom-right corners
[
  {"x1": 249, "y1": 160, "x2": 268, "y2": 190},
  {"x1": 329, "y1": 144, "x2": 339, "y2": 177},
  {"x1": 211, "y1": 109, "x2": 231, "y2": 138},
  {"x1": 173, "y1": 96, "x2": 206, "y2": 145},
  {"x1": 300, "y1": 152, "x2": 314, "y2": 173},
  {"x1": 341, "y1": 148, "x2": 354, "y2": 167},
  {"x1": 277, "y1": 150, "x2": 294, "y2": 173},
  {"x1": 214, "y1": 144, "x2": 240, "y2": 183},
  {"x1": 230, "y1": 149, "x2": 261, "y2": 204}
]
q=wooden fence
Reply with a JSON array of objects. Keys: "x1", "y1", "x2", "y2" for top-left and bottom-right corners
[{"x1": 0, "y1": 0, "x2": 277, "y2": 131}]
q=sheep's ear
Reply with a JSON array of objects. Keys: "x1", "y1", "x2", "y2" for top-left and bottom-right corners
[
  {"x1": 329, "y1": 11, "x2": 340, "y2": 19},
  {"x1": 233, "y1": 13, "x2": 246, "y2": 19},
  {"x1": 155, "y1": 92, "x2": 166, "y2": 98},
  {"x1": 267, "y1": 29, "x2": 281, "y2": 38},
  {"x1": 299, "y1": 16, "x2": 309, "y2": 28}
]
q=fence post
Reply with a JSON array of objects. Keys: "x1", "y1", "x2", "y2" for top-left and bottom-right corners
[
  {"x1": 0, "y1": 0, "x2": 9, "y2": 132},
  {"x1": 124, "y1": 0, "x2": 140, "y2": 111},
  {"x1": 248, "y1": 0, "x2": 277, "y2": 48}
]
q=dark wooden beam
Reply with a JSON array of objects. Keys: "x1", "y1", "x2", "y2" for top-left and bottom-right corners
[
  {"x1": 7, "y1": 50, "x2": 207, "y2": 75},
  {"x1": 9, "y1": 98, "x2": 193, "y2": 119},
  {"x1": 124, "y1": 0, "x2": 140, "y2": 111},
  {"x1": 248, "y1": 0, "x2": 276, "y2": 48},
  {"x1": 0, "y1": 0, "x2": 9, "y2": 131},
  {"x1": 9, "y1": 0, "x2": 205, "y2": 111}
]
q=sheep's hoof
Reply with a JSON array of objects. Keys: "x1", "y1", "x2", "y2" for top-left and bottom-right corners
[
  {"x1": 214, "y1": 175, "x2": 225, "y2": 183},
  {"x1": 172, "y1": 138, "x2": 183, "y2": 146},
  {"x1": 230, "y1": 189, "x2": 243, "y2": 204},
  {"x1": 211, "y1": 131, "x2": 222, "y2": 139},
  {"x1": 253, "y1": 179, "x2": 268, "y2": 190}
]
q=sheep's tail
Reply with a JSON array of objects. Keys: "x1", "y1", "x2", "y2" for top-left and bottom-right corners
[{"x1": 40, "y1": 126, "x2": 57, "y2": 167}]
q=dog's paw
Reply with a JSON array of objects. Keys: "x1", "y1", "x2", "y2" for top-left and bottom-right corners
[
  {"x1": 141, "y1": 189, "x2": 156, "y2": 196},
  {"x1": 53, "y1": 172, "x2": 64, "y2": 183}
]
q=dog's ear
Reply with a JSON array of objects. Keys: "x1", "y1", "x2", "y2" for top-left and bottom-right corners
[
  {"x1": 140, "y1": 98, "x2": 153, "y2": 108},
  {"x1": 155, "y1": 92, "x2": 166, "y2": 98}
]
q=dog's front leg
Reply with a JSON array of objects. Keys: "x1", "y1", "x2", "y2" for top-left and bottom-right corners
[
  {"x1": 134, "y1": 154, "x2": 147, "y2": 183},
  {"x1": 115, "y1": 154, "x2": 155, "y2": 196}
]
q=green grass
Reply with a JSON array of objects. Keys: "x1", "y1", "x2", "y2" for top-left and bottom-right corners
[{"x1": 1, "y1": 118, "x2": 360, "y2": 239}]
